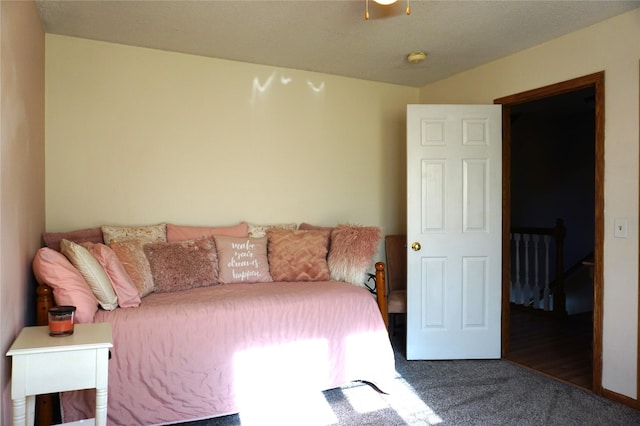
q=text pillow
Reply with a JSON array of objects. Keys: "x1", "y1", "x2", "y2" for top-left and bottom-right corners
[{"x1": 214, "y1": 236, "x2": 272, "y2": 284}]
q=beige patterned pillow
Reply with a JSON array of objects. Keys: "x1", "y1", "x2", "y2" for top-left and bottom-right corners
[
  {"x1": 110, "y1": 240, "x2": 155, "y2": 297},
  {"x1": 143, "y1": 237, "x2": 219, "y2": 293},
  {"x1": 247, "y1": 222, "x2": 297, "y2": 238},
  {"x1": 60, "y1": 239, "x2": 118, "y2": 310},
  {"x1": 214, "y1": 236, "x2": 272, "y2": 284},
  {"x1": 267, "y1": 229, "x2": 331, "y2": 282},
  {"x1": 102, "y1": 223, "x2": 167, "y2": 245}
]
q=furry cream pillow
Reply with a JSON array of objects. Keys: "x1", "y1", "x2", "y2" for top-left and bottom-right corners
[{"x1": 327, "y1": 225, "x2": 381, "y2": 287}]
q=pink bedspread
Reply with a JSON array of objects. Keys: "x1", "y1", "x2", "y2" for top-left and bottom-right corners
[{"x1": 61, "y1": 281, "x2": 396, "y2": 425}]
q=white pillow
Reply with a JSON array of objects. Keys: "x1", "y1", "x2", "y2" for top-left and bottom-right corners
[{"x1": 60, "y1": 239, "x2": 118, "y2": 310}]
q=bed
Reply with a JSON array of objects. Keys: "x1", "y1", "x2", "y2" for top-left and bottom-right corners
[{"x1": 36, "y1": 267, "x2": 395, "y2": 425}]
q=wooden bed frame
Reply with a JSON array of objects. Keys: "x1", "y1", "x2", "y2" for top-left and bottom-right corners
[{"x1": 34, "y1": 261, "x2": 389, "y2": 425}]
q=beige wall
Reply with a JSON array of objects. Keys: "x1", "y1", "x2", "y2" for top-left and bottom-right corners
[
  {"x1": 0, "y1": 0, "x2": 45, "y2": 423},
  {"x1": 419, "y1": 9, "x2": 640, "y2": 399},
  {"x1": 43, "y1": 5, "x2": 640, "y2": 404},
  {"x1": 45, "y1": 35, "x2": 416, "y2": 252}
]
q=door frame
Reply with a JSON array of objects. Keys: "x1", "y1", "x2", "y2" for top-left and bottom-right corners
[{"x1": 494, "y1": 71, "x2": 605, "y2": 394}]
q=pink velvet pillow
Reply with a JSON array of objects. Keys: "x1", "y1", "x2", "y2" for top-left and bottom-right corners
[
  {"x1": 166, "y1": 222, "x2": 248, "y2": 243},
  {"x1": 82, "y1": 243, "x2": 141, "y2": 308},
  {"x1": 42, "y1": 227, "x2": 104, "y2": 252},
  {"x1": 32, "y1": 247, "x2": 99, "y2": 323},
  {"x1": 214, "y1": 236, "x2": 272, "y2": 284},
  {"x1": 143, "y1": 237, "x2": 219, "y2": 293},
  {"x1": 327, "y1": 224, "x2": 381, "y2": 286},
  {"x1": 110, "y1": 240, "x2": 155, "y2": 297},
  {"x1": 267, "y1": 229, "x2": 331, "y2": 282}
]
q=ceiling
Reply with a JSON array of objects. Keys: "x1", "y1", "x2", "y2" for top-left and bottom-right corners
[{"x1": 35, "y1": 0, "x2": 640, "y2": 88}]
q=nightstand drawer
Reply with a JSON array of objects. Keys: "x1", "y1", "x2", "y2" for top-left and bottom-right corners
[{"x1": 21, "y1": 348, "x2": 108, "y2": 395}]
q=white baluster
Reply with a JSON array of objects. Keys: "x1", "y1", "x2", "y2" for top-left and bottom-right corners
[
  {"x1": 532, "y1": 234, "x2": 540, "y2": 309},
  {"x1": 514, "y1": 233, "x2": 522, "y2": 306},
  {"x1": 523, "y1": 234, "x2": 531, "y2": 306},
  {"x1": 510, "y1": 233, "x2": 515, "y2": 303},
  {"x1": 543, "y1": 235, "x2": 551, "y2": 311}
]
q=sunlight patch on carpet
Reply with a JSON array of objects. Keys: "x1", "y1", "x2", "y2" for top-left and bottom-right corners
[
  {"x1": 383, "y1": 376, "x2": 443, "y2": 424},
  {"x1": 340, "y1": 376, "x2": 443, "y2": 424}
]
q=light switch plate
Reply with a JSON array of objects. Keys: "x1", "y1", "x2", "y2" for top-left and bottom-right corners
[{"x1": 614, "y1": 218, "x2": 629, "y2": 238}]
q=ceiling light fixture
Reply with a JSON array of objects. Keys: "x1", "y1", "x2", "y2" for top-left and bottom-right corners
[
  {"x1": 407, "y1": 51, "x2": 427, "y2": 64},
  {"x1": 365, "y1": 0, "x2": 411, "y2": 20}
]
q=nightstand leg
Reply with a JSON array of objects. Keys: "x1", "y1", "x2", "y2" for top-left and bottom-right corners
[
  {"x1": 95, "y1": 387, "x2": 108, "y2": 426},
  {"x1": 12, "y1": 395, "x2": 29, "y2": 426},
  {"x1": 26, "y1": 395, "x2": 35, "y2": 426}
]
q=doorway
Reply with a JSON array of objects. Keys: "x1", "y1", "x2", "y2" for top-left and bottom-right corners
[{"x1": 495, "y1": 71, "x2": 604, "y2": 394}]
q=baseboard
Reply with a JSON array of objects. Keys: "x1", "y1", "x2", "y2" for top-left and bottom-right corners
[{"x1": 601, "y1": 387, "x2": 638, "y2": 409}]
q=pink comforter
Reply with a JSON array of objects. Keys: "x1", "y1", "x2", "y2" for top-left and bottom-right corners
[{"x1": 61, "y1": 281, "x2": 396, "y2": 425}]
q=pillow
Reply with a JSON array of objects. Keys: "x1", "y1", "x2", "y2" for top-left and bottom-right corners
[
  {"x1": 247, "y1": 223, "x2": 297, "y2": 238},
  {"x1": 42, "y1": 227, "x2": 104, "y2": 252},
  {"x1": 143, "y1": 237, "x2": 219, "y2": 293},
  {"x1": 267, "y1": 229, "x2": 331, "y2": 282},
  {"x1": 82, "y1": 242, "x2": 141, "y2": 308},
  {"x1": 102, "y1": 223, "x2": 167, "y2": 245},
  {"x1": 298, "y1": 223, "x2": 334, "y2": 232},
  {"x1": 110, "y1": 240, "x2": 155, "y2": 297},
  {"x1": 32, "y1": 247, "x2": 99, "y2": 323},
  {"x1": 60, "y1": 240, "x2": 118, "y2": 311},
  {"x1": 166, "y1": 222, "x2": 248, "y2": 242},
  {"x1": 214, "y1": 236, "x2": 272, "y2": 284},
  {"x1": 327, "y1": 225, "x2": 381, "y2": 287}
]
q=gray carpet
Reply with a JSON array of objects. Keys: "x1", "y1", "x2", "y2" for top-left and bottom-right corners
[{"x1": 178, "y1": 338, "x2": 640, "y2": 426}]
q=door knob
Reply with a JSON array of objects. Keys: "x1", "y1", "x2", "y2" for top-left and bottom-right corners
[{"x1": 411, "y1": 242, "x2": 421, "y2": 251}]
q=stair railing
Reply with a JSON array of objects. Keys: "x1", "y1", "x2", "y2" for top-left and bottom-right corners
[{"x1": 510, "y1": 218, "x2": 566, "y2": 315}]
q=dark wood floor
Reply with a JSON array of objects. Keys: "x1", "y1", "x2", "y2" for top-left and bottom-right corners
[{"x1": 506, "y1": 306, "x2": 593, "y2": 390}]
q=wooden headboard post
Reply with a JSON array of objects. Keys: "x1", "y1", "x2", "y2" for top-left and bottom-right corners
[
  {"x1": 374, "y1": 262, "x2": 388, "y2": 329},
  {"x1": 35, "y1": 283, "x2": 55, "y2": 426},
  {"x1": 36, "y1": 283, "x2": 54, "y2": 326}
]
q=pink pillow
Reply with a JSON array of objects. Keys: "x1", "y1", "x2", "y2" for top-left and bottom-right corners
[
  {"x1": 327, "y1": 225, "x2": 381, "y2": 286},
  {"x1": 110, "y1": 240, "x2": 155, "y2": 297},
  {"x1": 42, "y1": 227, "x2": 104, "y2": 252},
  {"x1": 166, "y1": 222, "x2": 248, "y2": 243},
  {"x1": 143, "y1": 237, "x2": 219, "y2": 293},
  {"x1": 298, "y1": 223, "x2": 334, "y2": 232},
  {"x1": 267, "y1": 229, "x2": 331, "y2": 281},
  {"x1": 82, "y1": 243, "x2": 141, "y2": 308},
  {"x1": 32, "y1": 247, "x2": 98, "y2": 323},
  {"x1": 214, "y1": 236, "x2": 272, "y2": 284}
]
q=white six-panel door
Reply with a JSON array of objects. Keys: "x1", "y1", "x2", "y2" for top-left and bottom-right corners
[{"x1": 406, "y1": 104, "x2": 502, "y2": 360}]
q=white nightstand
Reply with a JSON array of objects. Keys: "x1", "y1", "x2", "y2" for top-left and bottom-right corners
[{"x1": 6, "y1": 323, "x2": 113, "y2": 426}]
